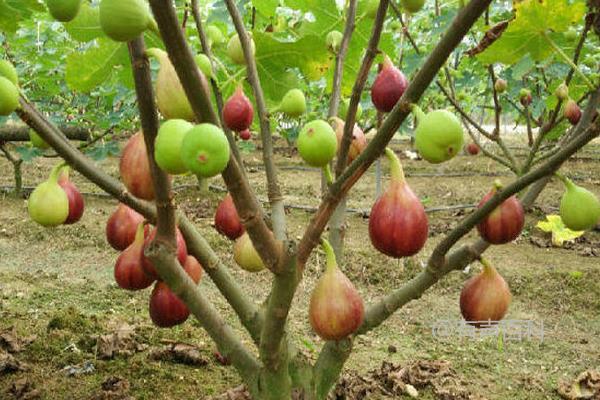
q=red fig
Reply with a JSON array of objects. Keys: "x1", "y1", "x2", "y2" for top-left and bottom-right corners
[
  {"x1": 114, "y1": 222, "x2": 155, "y2": 290},
  {"x1": 223, "y1": 86, "x2": 253, "y2": 132},
  {"x1": 331, "y1": 117, "x2": 367, "y2": 164},
  {"x1": 564, "y1": 99, "x2": 581, "y2": 125},
  {"x1": 58, "y1": 166, "x2": 85, "y2": 224},
  {"x1": 369, "y1": 148, "x2": 428, "y2": 258},
  {"x1": 106, "y1": 203, "x2": 145, "y2": 251},
  {"x1": 183, "y1": 255, "x2": 203, "y2": 284},
  {"x1": 149, "y1": 281, "x2": 190, "y2": 327},
  {"x1": 371, "y1": 55, "x2": 408, "y2": 113},
  {"x1": 142, "y1": 227, "x2": 188, "y2": 280},
  {"x1": 309, "y1": 239, "x2": 364, "y2": 341},
  {"x1": 476, "y1": 182, "x2": 524, "y2": 244},
  {"x1": 214, "y1": 193, "x2": 244, "y2": 240},
  {"x1": 239, "y1": 129, "x2": 251, "y2": 141},
  {"x1": 460, "y1": 258, "x2": 511, "y2": 327},
  {"x1": 119, "y1": 132, "x2": 163, "y2": 201},
  {"x1": 519, "y1": 88, "x2": 532, "y2": 107},
  {"x1": 466, "y1": 143, "x2": 480, "y2": 155}
]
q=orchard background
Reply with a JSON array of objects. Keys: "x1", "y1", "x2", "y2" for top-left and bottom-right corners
[{"x1": 0, "y1": 0, "x2": 599, "y2": 399}]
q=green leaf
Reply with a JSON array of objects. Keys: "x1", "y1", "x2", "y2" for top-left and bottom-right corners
[
  {"x1": 253, "y1": 0, "x2": 279, "y2": 17},
  {"x1": 65, "y1": 2, "x2": 104, "y2": 42},
  {"x1": 13, "y1": 145, "x2": 43, "y2": 162},
  {"x1": 536, "y1": 214, "x2": 584, "y2": 247}
]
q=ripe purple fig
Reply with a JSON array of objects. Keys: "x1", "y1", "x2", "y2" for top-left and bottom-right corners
[
  {"x1": 239, "y1": 129, "x2": 252, "y2": 141},
  {"x1": 309, "y1": 239, "x2": 364, "y2": 341},
  {"x1": 223, "y1": 86, "x2": 254, "y2": 132},
  {"x1": 460, "y1": 258, "x2": 511, "y2": 327},
  {"x1": 564, "y1": 99, "x2": 581, "y2": 125},
  {"x1": 58, "y1": 166, "x2": 84, "y2": 224},
  {"x1": 476, "y1": 182, "x2": 525, "y2": 244},
  {"x1": 114, "y1": 222, "x2": 155, "y2": 290},
  {"x1": 371, "y1": 55, "x2": 408, "y2": 113},
  {"x1": 331, "y1": 117, "x2": 367, "y2": 164},
  {"x1": 369, "y1": 148, "x2": 428, "y2": 258},
  {"x1": 466, "y1": 143, "x2": 480, "y2": 156},
  {"x1": 214, "y1": 193, "x2": 244, "y2": 240},
  {"x1": 149, "y1": 281, "x2": 190, "y2": 328},
  {"x1": 142, "y1": 227, "x2": 188, "y2": 280},
  {"x1": 106, "y1": 203, "x2": 145, "y2": 251},
  {"x1": 120, "y1": 132, "x2": 163, "y2": 201}
]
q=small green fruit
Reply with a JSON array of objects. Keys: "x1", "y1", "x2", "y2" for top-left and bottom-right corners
[
  {"x1": 0, "y1": 60, "x2": 18, "y2": 86},
  {"x1": 326, "y1": 30, "x2": 343, "y2": 53},
  {"x1": 99, "y1": 0, "x2": 155, "y2": 42},
  {"x1": 28, "y1": 163, "x2": 69, "y2": 227},
  {"x1": 207, "y1": 25, "x2": 225, "y2": 47},
  {"x1": 0, "y1": 77, "x2": 19, "y2": 116},
  {"x1": 29, "y1": 130, "x2": 50, "y2": 150},
  {"x1": 494, "y1": 78, "x2": 507, "y2": 93},
  {"x1": 227, "y1": 34, "x2": 255, "y2": 65},
  {"x1": 414, "y1": 107, "x2": 464, "y2": 164},
  {"x1": 181, "y1": 123, "x2": 230, "y2": 178},
  {"x1": 195, "y1": 54, "x2": 214, "y2": 80},
  {"x1": 46, "y1": 0, "x2": 82, "y2": 22},
  {"x1": 358, "y1": 0, "x2": 379, "y2": 18},
  {"x1": 155, "y1": 119, "x2": 193, "y2": 175},
  {"x1": 278, "y1": 89, "x2": 306, "y2": 118},
  {"x1": 559, "y1": 177, "x2": 600, "y2": 231},
  {"x1": 233, "y1": 232, "x2": 265, "y2": 272},
  {"x1": 297, "y1": 120, "x2": 338, "y2": 167},
  {"x1": 339, "y1": 98, "x2": 363, "y2": 121},
  {"x1": 555, "y1": 82, "x2": 569, "y2": 101},
  {"x1": 400, "y1": 0, "x2": 425, "y2": 13}
]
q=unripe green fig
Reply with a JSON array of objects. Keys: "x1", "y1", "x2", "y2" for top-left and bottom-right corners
[
  {"x1": 46, "y1": 0, "x2": 82, "y2": 22},
  {"x1": 494, "y1": 78, "x2": 507, "y2": 93},
  {"x1": 195, "y1": 54, "x2": 214, "y2": 80},
  {"x1": 233, "y1": 232, "x2": 265, "y2": 272},
  {"x1": 28, "y1": 163, "x2": 69, "y2": 227},
  {"x1": 276, "y1": 88, "x2": 306, "y2": 118},
  {"x1": 339, "y1": 98, "x2": 363, "y2": 121},
  {"x1": 0, "y1": 60, "x2": 18, "y2": 86},
  {"x1": 555, "y1": 82, "x2": 569, "y2": 101},
  {"x1": 400, "y1": 0, "x2": 425, "y2": 13},
  {"x1": 564, "y1": 29, "x2": 577, "y2": 40},
  {"x1": 0, "y1": 77, "x2": 19, "y2": 116},
  {"x1": 227, "y1": 34, "x2": 255, "y2": 65},
  {"x1": 326, "y1": 30, "x2": 343, "y2": 53},
  {"x1": 154, "y1": 119, "x2": 194, "y2": 175},
  {"x1": 181, "y1": 123, "x2": 230, "y2": 178},
  {"x1": 558, "y1": 176, "x2": 600, "y2": 231},
  {"x1": 29, "y1": 130, "x2": 50, "y2": 150},
  {"x1": 413, "y1": 106, "x2": 464, "y2": 164},
  {"x1": 358, "y1": 0, "x2": 379, "y2": 18},
  {"x1": 99, "y1": 0, "x2": 157, "y2": 42},
  {"x1": 297, "y1": 120, "x2": 338, "y2": 168},
  {"x1": 207, "y1": 25, "x2": 225, "y2": 47}
]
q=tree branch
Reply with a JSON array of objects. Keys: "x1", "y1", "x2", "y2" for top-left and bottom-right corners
[{"x1": 0, "y1": 126, "x2": 91, "y2": 141}]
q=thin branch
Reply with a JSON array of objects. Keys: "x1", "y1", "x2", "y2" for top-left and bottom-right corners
[
  {"x1": 487, "y1": 65, "x2": 501, "y2": 136},
  {"x1": 0, "y1": 126, "x2": 91, "y2": 141}
]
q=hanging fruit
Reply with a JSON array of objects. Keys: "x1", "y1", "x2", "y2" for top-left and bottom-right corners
[
  {"x1": 339, "y1": 98, "x2": 363, "y2": 121},
  {"x1": 460, "y1": 258, "x2": 511, "y2": 327},
  {"x1": 0, "y1": 59, "x2": 18, "y2": 85},
  {"x1": 227, "y1": 34, "x2": 255, "y2": 65},
  {"x1": 28, "y1": 163, "x2": 69, "y2": 227},
  {"x1": 223, "y1": 86, "x2": 254, "y2": 132},
  {"x1": 233, "y1": 232, "x2": 265, "y2": 272},
  {"x1": 494, "y1": 78, "x2": 507, "y2": 93},
  {"x1": 326, "y1": 30, "x2": 343, "y2": 53},
  {"x1": 45, "y1": 0, "x2": 82, "y2": 22},
  {"x1": 154, "y1": 119, "x2": 193, "y2": 175},
  {"x1": 207, "y1": 25, "x2": 225, "y2": 47},
  {"x1": 555, "y1": 82, "x2": 569, "y2": 101},
  {"x1": 466, "y1": 143, "x2": 480, "y2": 155},
  {"x1": 181, "y1": 123, "x2": 231, "y2": 178},
  {"x1": 519, "y1": 89, "x2": 532, "y2": 107},
  {"x1": 309, "y1": 239, "x2": 364, "y2": 341},
  {"x1": 29, "y1": 130, "x2": 50, "y2": 150},
  {"x1": 106, "y1": 203, "x2": 145, "y2": 251},
  {"x1": 557, "y1": 174, "x2": 600, "y2": 231},
  {"x1": 195, "y1": 54, "x2": 214, "y2": 80},
  {"x1": 274, "y1": 88, "x2": 307, "y2": 118},
  {"x1": 214, "y1": 193, "x2": 244, "y2": 240},
  {"x1": 183, "y1": 256, "x2": 203, "y2": 285},
  {"x1": 114, "y1": 222, "x2": 155, "y2": 290},
  {"x1": 297, "y1": 120, "x2": 338, "y2": 183},
  {"x1": 142, "y1": 227, "x2": 189, "y2": 280},
  {"x1": 371, "y1": 55, "x2": 408, "y2": 113},
  {"x1": 564, "y1": 99, "x2": 581, "y2": 126},
  {"x1": 369, "y1": 148, "x2": 428, "y2": 258},
  {"x1": 149, "y1": 281, "x2": 190, "y2": 327},
  {"x1": 239, "y1": 129, "x2": 252, "y2": 141},
  {"x1": 400, "y1": 0, "x2": 425, "y2": 13},
  {"x1": 476, "y1": 181, "x2": 525, "y2": 245},
  {"x1": 0, "y1": 77, "x2": 19, "y2": 116},
  {"x1": 58, "y1": 166, "x2": 85, "y2": 224},
  {"x1": 413, "y1": 105, "x2": 464, "y2": 164},
  {"x1": 330, "y1": 117, "x2": 367, "y2": 164},
  {"x1": 119, "y1": 132, "x2": 159, "y2": 201},
  {"x1": 99, "y1": 0, "x2": 157, "y2": 42}
]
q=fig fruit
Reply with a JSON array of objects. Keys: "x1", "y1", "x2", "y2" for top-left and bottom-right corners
[
  {"x1": 106, "y1": 203, "x2": 145, "y2": 251},
  {"x1": 326, "y1": 30, "x2": 343, "y2": 52},
  {"x1": 239, "y1": 129, "x2": 252, "y2": 141},
  {"x1": 29, "y1": 130, "x2": 50, "y2": 150},
  {"x1": 494, "y1": 78, "x2": 507, "y2": 93},
  {"x1": 58, "y1": 166, "x2": 85, "y2": 224},
  {"x1": 154, "y1": 119, "x2": 193, "y2": 175},
  {"x1": 227, "y1": 34, "x2": 255, "y2": 65},
  {"x1": 466, "y1": 142, "x2": 480, "y2": 155},
  {"x1": 181, "y1": 123, "x2": 231, "y2": 178},
  {"x1": 214, "y1": 193, "x2": 244, "y2": 240},
  {"x1": 358, "y1": 0, "x2": 379, "y2": 18},
  {"x1": 519, "y1": 88, "x2": 532, "y2": 107},
  {"x1": 371, "y1": 55, "x2": 408, "y2": 113},
  {"x1": 147, "y1": 48, "x2": 210, "y2": 122},
  {"x1": 0, "y1": 77, "x2": 19, "y2": 116},
  {"x1": 233, "y1": 232, "x2": 265, "y2": 272},
  {"x1": 114, "y1": 222, "x2": 155, "y2": 290},
  {"x1": 460, "y1": 259, "x2": 511, "y2": 327},
  {"x1": 149, "y1": 281, "x2": 190, "y2": 327},
  {"x1": 413, "y1": 105, "x2": 464, "y2": 164},
  {"x1": 120, "y1": 132, "x2": 158, "y2": 201},
  {"x1": 223, "y1": 86, "x2": 254, "y2": 132},
  {"x1": 0, "y1": 59, "x2": 18, "y2": 86},
  {"x1": 207, "y1": 25, "x2": 225, "y2": 47},
  {"x1": 558, "y1": 175, "x2": 600, "y2": 231},
  {"x1": 555, "y1": 82, "x2": 569, "y2": 101},
  {"x1": 276, "y1": 88, "x2": 306, "y2": 118},
  {"x1": 99, "y1": 0, "x2": 157, "y2": 42},
  {"x1": 28, "y1": 163, "x2": 69, "y2": 227},
  {"x1": 400, "y1": 0, "x2": 425, "y2": 13},
  {"x1": 46, "y1": 0, "x2": 82, "y2": 22},
  {"x1": 331, "y1": 117, "x2": 367, "y2": 164},
  {"x1": 476, "y1": 182, "x2": 524, "y2": 244},
  {"x1": 369, "y1": 148, "x2": 428, "y2": 258},
  {"x1": 142, "y1": 227, "x2": 188, "y2": 280},
  {"x1": 183, "y1": 255, "x2": 203, "y2": 285},
  {"x1": 339, "y1": 98, "x2": 363, "y2": 121},
  {"x1": 564, "y1": 99, "x2": 581, "y2": 125},
  {"x1": 297, "y1": 120, "x2": 338, "y2": 168},
  {"x1": 195, "y1": 54, "x2": 214, "y2": 80},
  {"x1": 309, "y1": 239, "x2": 364, "y2": 341}
]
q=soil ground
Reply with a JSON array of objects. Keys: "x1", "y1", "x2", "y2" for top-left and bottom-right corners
[{"x1": 0, "y1": 136, "x2": 599, "y2": 400}]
